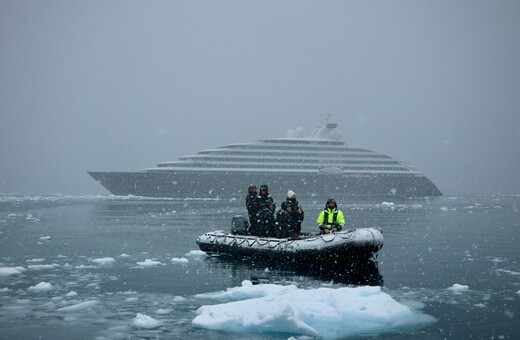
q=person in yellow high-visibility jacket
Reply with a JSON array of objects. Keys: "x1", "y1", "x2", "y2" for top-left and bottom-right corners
[{"x1": 316, "y1": 198, "x2": 346, "y2": 234}]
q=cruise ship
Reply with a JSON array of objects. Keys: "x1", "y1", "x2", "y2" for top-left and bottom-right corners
[{"x1": 88, "y1": 121, "x2": 442, "y2": 198}]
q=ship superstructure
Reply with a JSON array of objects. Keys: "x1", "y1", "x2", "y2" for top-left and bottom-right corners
[{"x1": 88, "y1": 121, "x2": 441, "y2": 198}]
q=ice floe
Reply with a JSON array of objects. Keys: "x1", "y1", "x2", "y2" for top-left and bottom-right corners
[
  {"x1": 132, "y1": 313, "x2": 162, "y2": 329},
  {"x1": 0, "y1": 267, "x2": 26, "y2": 276},
  {"x1": 136, "y1": 259, "x2": 162, "y2": 267},
  {"x1": 447, "y1": 284, "x2": 469, "y2": 292},
  {"x1": 57, "y1": 300, "x2": 99, "y2": 312},
  {"x1": 28, "y1": 282, "x2": 54, "y2": 292},
  {"x1": 193, "y1": 280, "x2": 436, "y2": 339},
  {"x1": 92, "y1": 257, "x2": 116, "y2": 265},
  {"x1": 185, "y1": 250, "x2": 207, "y2": 257},
  {"x1": 28, "y1": 264, "x2": 60, "y2": 270},
  {"x1": 171, "y1": 257, "x2": 189, "y2": 264}
]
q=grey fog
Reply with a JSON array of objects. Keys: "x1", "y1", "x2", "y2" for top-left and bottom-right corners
[{"x1": 1, "y1": 0, "x2": 519, "y2": 196}]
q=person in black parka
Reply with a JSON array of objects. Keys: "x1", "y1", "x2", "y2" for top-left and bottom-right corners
[
  {"x1": 245, "y1": 185, "x2": 259, "y2": 232},
  {"x1": 286, "y1": 190, "x2": 304, "y2": 235},
  {"x1": 254, "y1": 184, "x2": 276, "y2": 237},
  {"x1": 257, "y1": 184, "x2": 275, "y2": 214},
  {"x1": 275, "y1": 201, "x2": 295, "y2": 238}
]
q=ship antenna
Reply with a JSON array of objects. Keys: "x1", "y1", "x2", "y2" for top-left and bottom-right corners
[{"x1": 320, "y1": 113, "x2": 332, "y2": 124}]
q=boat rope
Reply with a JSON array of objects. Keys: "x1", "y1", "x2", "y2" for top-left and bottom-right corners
[
  {"x1": 256, "y1": 238, "x2": 270, "y2": 246},
  {"x1": 234, "y1": 237, "x2": 247, "y2": 246},
  {"x1": 267, "y1": 240, "x2": 283, "y2": 248},
  {"x1": 321, "y1": 233, "x2": 337, "y2": 243},
  {"x1": 225, "y1": 236, "x2": 236, "y2": 245}
]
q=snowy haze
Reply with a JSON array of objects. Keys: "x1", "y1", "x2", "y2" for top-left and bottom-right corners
[{"x1": 1, "y1": 1, "x2": 519, "y2": 195}]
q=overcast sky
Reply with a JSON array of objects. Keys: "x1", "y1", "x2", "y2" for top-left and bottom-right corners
[{"x1": 1, "y1": 0, "x2": 519, "y2": 196}]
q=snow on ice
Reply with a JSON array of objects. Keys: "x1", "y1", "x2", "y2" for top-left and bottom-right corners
[
  {"x1": 57, "y1": 300, "x2": 99, "y2": 312},
  {"x1": 171, "y1": 257, "x2": 189, "y2": 264},
  {"x1": 92, "y1": 257, "x2": 116, "y2": 265},
  {"x1": 193, "y1": 280, "x2": 436, "y2": 339},
  {"x1": 136, "y1": 259, "x2": 163, "y2": 267},
  {"x1": 185, "y1": 250, "x2": 207, "y2": 257},
  {"x1": 132, "y1": 313, "x2": 162, "y2": 329},
  {"x1": 28, "y1": 264, "x2": 60, "y2": 270},
  {"x1": 447, "y1": 284, "x2": 470, "y2": 292},
  {"x1": 28, "y1": 282, "x2": 54, "y2": 292},
  {"x1": 0, "y1": 267, "x2": 26, "y2": 276}
]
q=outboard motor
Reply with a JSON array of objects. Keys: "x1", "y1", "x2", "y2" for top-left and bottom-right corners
[{"x1": 231, "y1": 215, "x2": 249, "y2": 235}]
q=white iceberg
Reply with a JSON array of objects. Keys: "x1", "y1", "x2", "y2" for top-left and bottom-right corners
[
  {"x1": 447, "y1": 284, "x2": 469, "y2": 292},
  {"x1": 136, "y1": 259, "x2": 162, "y2": 267},
  {"x1": 92, "y1": 257, "x2": 116, "y2": 265},
  {"x1": 57, "y1": 300, "x2": 99, "y2": 312},
  {"x1": 193, "y1": 281, "x2": 436, "y2": 339},
  {"x1": 0, "y1": 267, "x2": 26, "y2": 277},
  {"x1": 28, "y1": 282, "x2": 54, "y2": 292},
  {"x1": 171, "y1": 257, "x2": 189, "y2": 264},
  {"x1": 132, "y1": 313, "x2": 162, "y2": 329}
]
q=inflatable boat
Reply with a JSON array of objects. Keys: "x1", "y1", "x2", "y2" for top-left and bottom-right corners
[{"x1": 196, "y1": 222, "x2": 383, "y2": 263}]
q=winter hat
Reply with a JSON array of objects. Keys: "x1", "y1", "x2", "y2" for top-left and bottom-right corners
[{"x1": 287, "y1": 190, "x2": 296, "y2": 199}]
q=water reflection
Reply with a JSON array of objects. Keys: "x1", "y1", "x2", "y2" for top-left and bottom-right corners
[{"x1": 204, "y1": 254, "x2": 383, "y2": 286}]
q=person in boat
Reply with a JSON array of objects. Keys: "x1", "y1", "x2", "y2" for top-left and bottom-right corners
[
  {"x1": 317, "y1": 198, "x2": 346, "y2": 234},
  {"x1": 286, "y1": 190, "x2": 304, "y2": 235},
  {"x1": 257, "y1": 184, "x2": 275, "y2": 214},
  {"x1": 255, "y1": 201, "x2": 276, "y2": 237},
  {"x1": 249, "y1": 184, "x2": 275, "y2": 237},
  {"x1": 275, "y1": 201, "x2": 295, "y2": 238},
  {"x1": 245, "y1": 185, "x2": 259, "y2": 231}
]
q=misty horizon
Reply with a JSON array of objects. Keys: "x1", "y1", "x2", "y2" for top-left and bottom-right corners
[{"x1": 1, "y1": 1, "x2": 519, "y2": 196}]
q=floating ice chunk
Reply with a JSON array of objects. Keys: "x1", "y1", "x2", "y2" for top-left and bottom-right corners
[
  {"x1": 28, "y1": 264, "x2": 60, "y2": 270},
  {"x1": 195, "y1": 280, "x2": 298, "y2": 301},
  {"x1": 173, "y1": 296, "x2": 186, "y2": 302},
  {"x1": 185, "y1": 250, "x2": 207, "y2": 257},
  {"x1": 39, "y1": 236, "x2": 51, "y2": 240},
  {"x1": 495, "y1": 269, "x2": 520, "y2": 276},
  {"x1": 155, "y1": 308, "x2": 172, "y2": 315},
  {"x1": 193, "y1": 284, "x2": 436, "y2": 339},
  {"x1": 26, "y1": 258, "x2": 46, "y2": 263},
  {"x1": 380, "y1": 202, "x2": 394, "y2": 207},
  {"x1": 136, "y1": 259, "x2": 162, "y2": 267},
  {"x1": 119, "y1": 253, "x2": 131, "y2": 258},
  {"x1": 447, "y1": 284, "x2": 469, "y2": 292},
  {"x1": 132, "y1": 313, "x2": 162, "y2": 329},
  {"x1": 92, "y1": 257, "x2": 116, "y2": 265},
  {"x1": 440, "y1": 207, "x2": 449, "y2": 212},
  {"x1": 75, "y1": 265, "x2": 95, "y2": 269},
  {"x1": 0, "y1": 287, "x2": 12, "y2": 292},
  {"x1": 171, "y1": 257, "x2": 189, "y2": 264},
  {"x1": 28, "y1": 282, "x2": 54, "y2": 292},
  {"x1": 65, "y1": 291, "x2": 78, "y2": 297},
  {"x1": 0, "y1": 267, "x2": 26, "y2": 276},
  {"x1": 57, "y1": 300, "x2": 99, "y2": 312},
  {"x1": 26, "y1": 214, "x2": 39, "y2": 222}
]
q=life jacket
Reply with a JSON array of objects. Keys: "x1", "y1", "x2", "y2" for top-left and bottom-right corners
[{"x1": 323, "y1": 208, "x2": 338, "y2": 226}]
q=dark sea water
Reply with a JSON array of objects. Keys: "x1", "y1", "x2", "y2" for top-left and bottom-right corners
[{"x1": 0, "y1": 194, "x2": 519, "y2": 339}]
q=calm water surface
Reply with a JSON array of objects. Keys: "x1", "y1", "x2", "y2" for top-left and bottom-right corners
[{"x1": 0, "y1": 194, "x2": 519, "y2": 339}]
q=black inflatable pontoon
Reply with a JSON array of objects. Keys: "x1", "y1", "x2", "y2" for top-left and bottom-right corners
[{"x1": 197, "y1": 223, "x2": 383, "y2": 263}]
